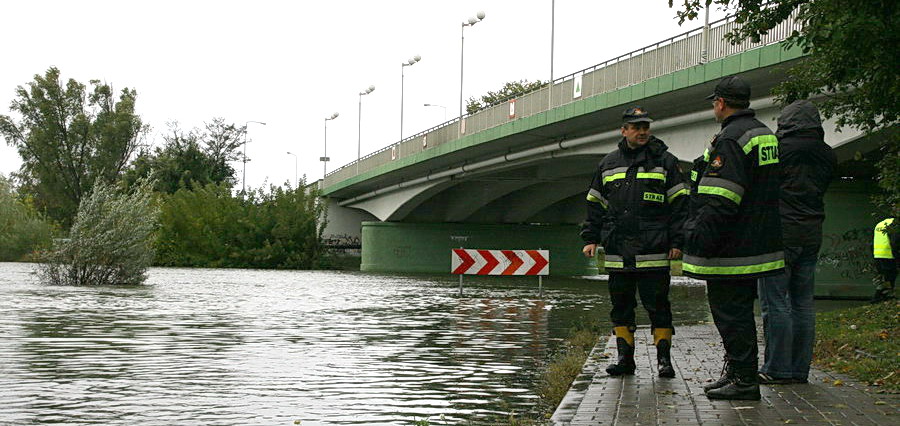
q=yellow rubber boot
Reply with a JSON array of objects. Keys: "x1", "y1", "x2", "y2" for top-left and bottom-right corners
[{"x1": 654, "y1": 328, "x2": 675, "y2": 378}]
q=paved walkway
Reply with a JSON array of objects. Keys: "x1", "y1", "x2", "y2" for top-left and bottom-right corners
[{"x1": 551, "y1": 324, "x2": 899, "y2": 425}]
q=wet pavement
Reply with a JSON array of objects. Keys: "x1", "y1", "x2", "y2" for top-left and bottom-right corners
[{"x1": 552, "y1": 324, "x2": 899, "y2": 425}]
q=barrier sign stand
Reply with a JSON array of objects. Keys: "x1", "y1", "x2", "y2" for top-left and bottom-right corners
[
  {"x1": 538, "y1": 248, "x2": 543, "y2": 297},
  {"x1": 458, "y1": 247, "x2": 464, "y2": 296},
  {"x1": 451, "y1": 248, "x2": 550, "y2": 296}
]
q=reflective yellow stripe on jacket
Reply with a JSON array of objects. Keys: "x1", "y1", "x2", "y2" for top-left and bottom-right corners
[
  {"x1": 874, "y1": 218, "x2": 895, "y2": 259},
  {"x1": 697, "y1": 177, "x2": 744, "y2": 205},
  {"x1": 586, "y1": 188, "x2": 608, "y2": 209},
  {"x1": 683, "y1": 251, "x2": 784, "y2": 276},
  {"x1": 602, "y1": 167, "x2": 667, "y2": 185},
  {"x1": 666, "y1": 183, "x2": 688, "y2": 203},
  {"x1": 604, "y1": 253, "x2": 669, "y2": 270}
]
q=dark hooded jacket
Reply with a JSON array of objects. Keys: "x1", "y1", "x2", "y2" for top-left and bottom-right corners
[
  {"x1": 776, "y1": 100, "x2": 837, "y2": 247},
  {"x1": 581, "y1": 136, "x2": 688, "y2": 273}
]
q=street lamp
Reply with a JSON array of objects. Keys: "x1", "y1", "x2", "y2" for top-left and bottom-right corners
[
  {"x1": 459, "y1": 11, "x2": 486, "y2": 135},
  {"x1": 286, "y1": 151, "x2": 297, "y2": 188},
  {"x1": 401, "y1": 55, "x2": 422, "y2": 142},
  {"x1": 323, "y1": 112, "x2": 339, "y2": 180},
  {"x1": 242, "y1": 120, "x2": 267, "y2": 194},
  {"x1": 357, "y1": 85, "x2": 375, "y2": 174},
  {"x1": 424, "y1": 103, "x2": 447, "y2": 122}
]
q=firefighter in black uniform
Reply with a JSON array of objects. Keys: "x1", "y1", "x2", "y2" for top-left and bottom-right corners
[
  {"x1": 581, "y1": 107, "x2": 689, "y2": 378},
  {"x1": 684, "y1": 76, "x2": 785, "y2": 400}
]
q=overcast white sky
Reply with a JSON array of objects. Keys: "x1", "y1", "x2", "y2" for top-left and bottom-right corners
[{"x1": 0, "y1": 0, "x2": 728, "y2": 189}]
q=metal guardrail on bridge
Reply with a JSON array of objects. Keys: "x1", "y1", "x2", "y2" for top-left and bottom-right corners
[{"x1": 323, "y1": 12, "x2": 801, "y2": 189}]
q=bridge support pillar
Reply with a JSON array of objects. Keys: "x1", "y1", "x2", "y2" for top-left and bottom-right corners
[{"x1": 360, "y1": 222, "x2": 597, "y2": 276}]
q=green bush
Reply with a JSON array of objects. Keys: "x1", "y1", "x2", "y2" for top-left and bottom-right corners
[
  {"x1": 39, "y1": 180, "x2": 159, "y2": 285},
  {"x1": 0, "y1": 175, "x2": 53, "y2": 261},
  {"x1": 155, "y1": 182, "x2": 326, "y2": 269}
]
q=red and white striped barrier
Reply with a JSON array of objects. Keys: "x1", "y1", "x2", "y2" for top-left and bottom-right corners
[{"x1": 451, "y1": 249, "x2": 549, "y2": 276}]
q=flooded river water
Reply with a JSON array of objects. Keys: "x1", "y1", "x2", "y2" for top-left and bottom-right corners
[{"x1": 0, "y1": 263, "x2": 768, "y2": 424}]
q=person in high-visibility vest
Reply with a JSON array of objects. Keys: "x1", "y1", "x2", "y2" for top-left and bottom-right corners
[{"x1": 872, "y1": 217, "x2": 898, "y2": 303}]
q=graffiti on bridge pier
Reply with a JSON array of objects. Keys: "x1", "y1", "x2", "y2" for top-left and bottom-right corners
[{"x1": 323, "y1": 234, "x2": 361, "y2": 250}]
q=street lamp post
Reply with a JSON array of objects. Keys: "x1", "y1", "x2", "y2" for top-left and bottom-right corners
[
  {"x1": 400, "y1": 55, "x2": 421, "y2": 142},
  {"x1": 459, "y1": 11, "x2": 485, "y2": 136},
  {"x1": 242, "y1": 120, "x2": 267, "y2": 194},
  {"x1": 549, "y1": 0, "x2": 555, "y2": 109},
  {"x1": 700, "y1": 4, "x2": 710, "y2": 64},
  {"x1": 322, "y1": 112, "x2": 339, "y2": 181},
  {"x1": 357, "y1": 85, "x2": 375, "y2": 174},
  {"x1": 424, "y1": 103, "x2": 447, "y2": 122},
  {"x1": 286, "y1": 151, "x2": 297, "y2": 188}
]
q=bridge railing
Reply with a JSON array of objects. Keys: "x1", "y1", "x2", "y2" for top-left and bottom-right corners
[{"x1": 324, "y1": 11, "x2": 801, "y2": 189}]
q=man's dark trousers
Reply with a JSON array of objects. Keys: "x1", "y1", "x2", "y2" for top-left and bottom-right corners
[
  {"x1": 609, "y1": 271, "x2": 673, "y2": 329},
  {"x1": 707, "y1": 278, "x2": 757, "y2": 369}
]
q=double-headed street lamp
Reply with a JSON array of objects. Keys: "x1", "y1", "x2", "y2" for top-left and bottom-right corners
[
  {"x1": 459, "y1": 11, "x2": 486, "y2": 135},
  {"x1": 286, "y1": 151, "x2": 297, "y2": 188},
  {"x1": 357, "y1": 85, "x2": 375, "y2": 174},
  {"x1": 322, "y1": 112, "x2": 339, "y2": 180},
  {"x1": 242, "y1": 120, "x2": 267, "y2": 194},
  {"x1": 400, "y1": 55, "x2": 422, "y2": 142}
]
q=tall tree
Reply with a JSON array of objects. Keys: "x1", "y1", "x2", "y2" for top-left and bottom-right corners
[
  {"x1": 0, "y1": 67, "x2": 146, "y2": 227},
  {"x1": 123, "y1": 118, "x2": 246, "y2": 193},
  {"x1": 669, "y1": 0, "x2": 899, "y2": 216}
]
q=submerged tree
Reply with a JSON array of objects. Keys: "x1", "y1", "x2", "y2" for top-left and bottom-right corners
[
  {"x1": 40, "y1": 180, "x2": 159, "y2": 286},
  {"x1": 155, "y1": 181, "x2": 327, "y2": 269},
  {"x1": 0, "y1": 67, "x2": 147, "y2": 228}
]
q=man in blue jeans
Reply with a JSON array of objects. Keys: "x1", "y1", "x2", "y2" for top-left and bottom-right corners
[{"x1": 758, "y1": 100, "x2": 836, "y2": 384}]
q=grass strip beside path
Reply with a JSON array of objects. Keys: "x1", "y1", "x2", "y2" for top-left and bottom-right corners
[{"x1": 814, "y1": 300, "x2": 900, "y2": 392}]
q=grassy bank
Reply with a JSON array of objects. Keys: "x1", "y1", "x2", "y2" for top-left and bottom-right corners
[
  {"x1": 536, "y1": 327, "x2": 601, "y2": 412},
  {"x1": 814, "y1": 300, "x2": 899, "y2": 392}
]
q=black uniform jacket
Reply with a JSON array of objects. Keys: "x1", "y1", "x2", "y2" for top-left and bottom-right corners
[
  {"x1": 683, "y1": 109, "x2": 785, "y2": 280},
  {"x1": 581, "y1": 136, "x2": 688, "y2": 273}
]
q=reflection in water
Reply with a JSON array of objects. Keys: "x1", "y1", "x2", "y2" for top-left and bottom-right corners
[{"x1": 0, "y1": 263, "x2": 710, "y2": 425}]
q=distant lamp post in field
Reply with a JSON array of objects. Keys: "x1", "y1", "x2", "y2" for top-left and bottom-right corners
[
  {"x1": 459, "y1": 11, "x2": 486, "y2": 135},
  {"x1": 286, "y1": 151, "x2": 297, "y2": 188},
  {"x1": 357, "y1": 85, "x2": 375, "y2": 174},
  {"x1": 242, "y1": 120, "x2": 267, "y2": 194},
  {"x1": 322, "y1": 112, "x2": 339, "y2": 181}
]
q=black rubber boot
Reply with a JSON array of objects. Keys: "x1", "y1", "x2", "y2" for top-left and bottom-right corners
[
  {"x1": 654, "y1": 328, "x2": 675, "y2": 378},
  {"x1": 703, "y1": 358, "x2": 733, "y2": 392},
  {"x1": 870, "y1": 284, "x2": 896, "y2": 304},
  {"x1": 605, "y1": 326, "x2": 636, "y2": 376},
  {"x1": 705, "y1": 367, "x2": 761, "y2": 400}
]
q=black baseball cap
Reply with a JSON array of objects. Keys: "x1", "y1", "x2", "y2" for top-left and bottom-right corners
[
  {"x1": 622, "y1": 106, "x2": 653, "y2": 123},
  {"x1": 705, "y1": 76, "x2": 751, "y2": 101}
]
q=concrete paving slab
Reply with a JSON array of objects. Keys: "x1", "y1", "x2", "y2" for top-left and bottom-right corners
[{"x1": 551, "y1": 324, "x2": 898, "y2": 425}]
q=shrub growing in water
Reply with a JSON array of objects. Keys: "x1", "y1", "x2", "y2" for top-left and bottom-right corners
[
  {"x1": 40, "y1": 180, "x2": 159, "y2": 285},
  {"x1": 155, "y1": 182, "x2": 326, "y2": 269}
]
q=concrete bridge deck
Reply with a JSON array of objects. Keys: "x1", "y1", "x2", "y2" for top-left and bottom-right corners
[{"x1": 551, "y1": 324, "x2": 899, "y2": 425}]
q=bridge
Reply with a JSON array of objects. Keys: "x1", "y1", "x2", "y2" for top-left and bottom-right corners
[{"x1": 318, "y1": 14, "x2": 890, "y2": 298}]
